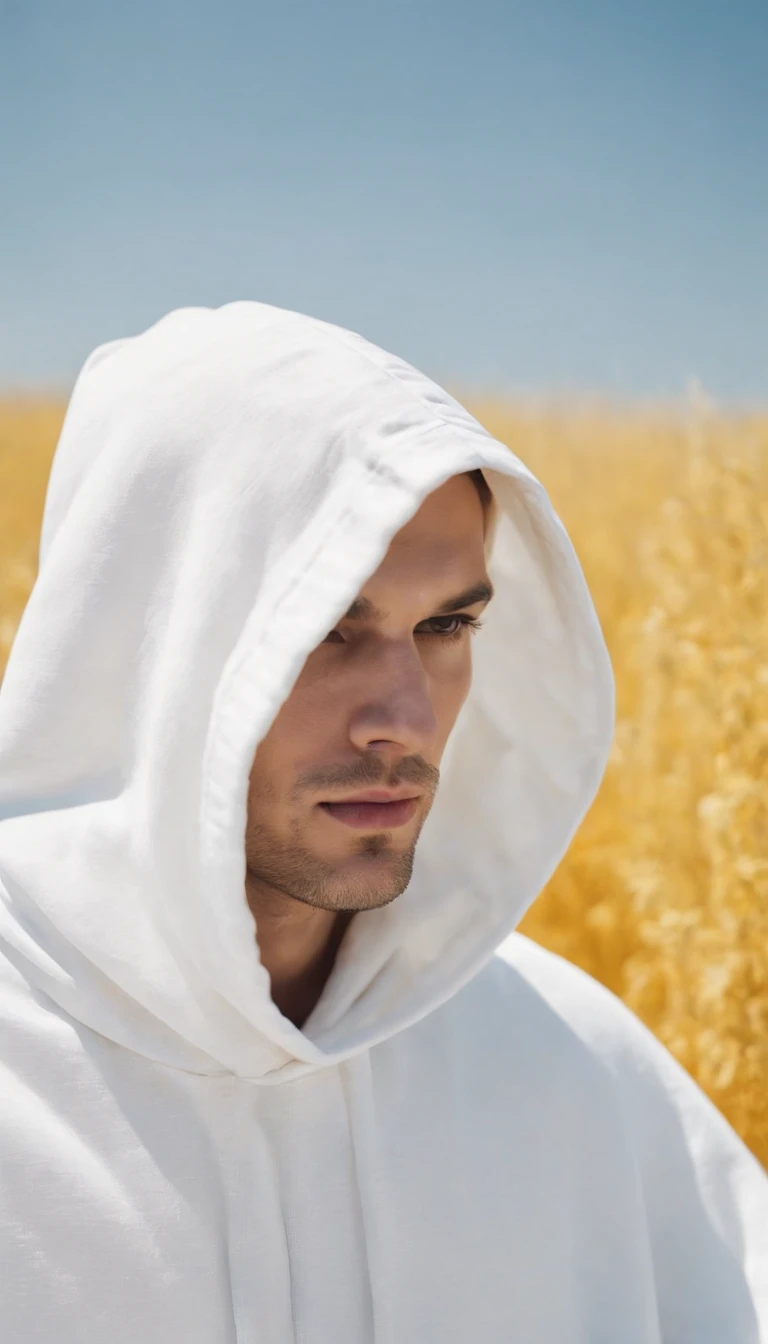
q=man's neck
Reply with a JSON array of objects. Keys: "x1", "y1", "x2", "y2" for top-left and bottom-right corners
[{"x1": 245, "y1": 878, "x2": 353, "y2": 1028}]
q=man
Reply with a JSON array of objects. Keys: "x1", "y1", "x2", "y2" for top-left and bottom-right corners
[{"x1": 0, "y1": 301, "x2": 765, "y2": 1342}]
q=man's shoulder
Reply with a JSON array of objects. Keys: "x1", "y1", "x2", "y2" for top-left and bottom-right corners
[
  {"x1": 482, "y1": 932, "x2": 757, "y2": 1163},
  {"x1": 403, "y1": 931, "x2": 653, "y2": 1114},
  {"x1": 439, "y1": 930, "x2": 667, "y2": 1109},
  {"x1": 489, "y1": 931, "x2": 656, "y2": 1068},
  {"x1": 483, "y1": 931, "x2": 700, "y2": 1101}
]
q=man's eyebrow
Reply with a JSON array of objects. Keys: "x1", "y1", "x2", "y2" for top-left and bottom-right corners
[{"x1": 343, "y1": 580, "x2": 495, "y2": 623}]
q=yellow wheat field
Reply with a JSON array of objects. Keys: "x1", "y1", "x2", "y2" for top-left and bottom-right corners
[{"x1": 1, "y1": 397, "x2": 767, "y2": 1167}]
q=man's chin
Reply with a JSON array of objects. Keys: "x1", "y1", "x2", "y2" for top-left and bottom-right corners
[
  {"x1": 287, "y1": 845, "x2": 416, "y2": 913},
  {"x1": 244, "y1": 821, "x2": 417, "y2": 912}
]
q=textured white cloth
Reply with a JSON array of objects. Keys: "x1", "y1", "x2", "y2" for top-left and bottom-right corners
[{"x1": 0, "y1": 301, "x2": 766, "y2": 1341}]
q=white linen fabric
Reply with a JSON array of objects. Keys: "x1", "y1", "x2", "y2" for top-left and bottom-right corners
[{"x1": 0, "y1": 301, "x2": 766, "y2": 1342}]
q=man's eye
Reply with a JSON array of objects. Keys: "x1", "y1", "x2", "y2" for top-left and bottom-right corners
[
  {"x1": 322, "y1": 614, "x2": 483, "y2": 644},
  {"x1": 417, "y1": 614, "x2": 484, "y2": 638}
]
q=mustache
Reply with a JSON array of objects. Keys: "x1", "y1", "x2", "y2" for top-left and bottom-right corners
[{"x1": 292, "y1": 756, "x2": 439, "y2": 800}]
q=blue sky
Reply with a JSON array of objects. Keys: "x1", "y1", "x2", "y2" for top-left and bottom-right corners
[{"x1": 1, "y1": 0, "x2": 766, "y2": 402}]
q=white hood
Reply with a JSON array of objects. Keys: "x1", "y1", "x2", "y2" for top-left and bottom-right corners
[{"x1": 0, "y1": 300, "x2": 615, "y2": 1079}]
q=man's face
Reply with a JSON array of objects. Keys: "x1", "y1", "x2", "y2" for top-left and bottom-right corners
[{"x1": 245, "y1": 472, "x2": 492, "y2": 913}]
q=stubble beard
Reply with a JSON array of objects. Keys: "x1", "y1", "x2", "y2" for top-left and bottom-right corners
[{"x1": 244, "y1": 813, "x2": 421, "y2": 912}]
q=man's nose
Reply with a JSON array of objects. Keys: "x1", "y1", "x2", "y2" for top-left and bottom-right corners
[{"x1": 347, "y1": 641, "x2": 439, "y2": 757}]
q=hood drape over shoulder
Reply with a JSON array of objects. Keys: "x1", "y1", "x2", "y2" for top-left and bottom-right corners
[{"x1": 1, "y1": 302, "x2": 766, "y2": 1344}]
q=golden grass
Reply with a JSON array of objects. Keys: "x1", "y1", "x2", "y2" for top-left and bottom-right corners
[{"x1": 1, "y1": 397, "x2": 767, "y2": 1166}]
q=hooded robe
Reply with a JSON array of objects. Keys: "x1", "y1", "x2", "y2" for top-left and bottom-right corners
[{"x1": 0, "y1": 301, "x2": 766, "y2": 1342}]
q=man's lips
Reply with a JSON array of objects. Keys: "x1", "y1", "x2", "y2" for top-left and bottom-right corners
[{"x1": 318, "y1": 797, "x2": 420, "y2": 830}]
